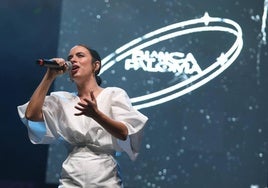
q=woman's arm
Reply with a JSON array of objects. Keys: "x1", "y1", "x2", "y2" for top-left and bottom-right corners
[
  {"x1": 25, "y1": 59, "x2": 66, "y2": 121},
  {"x1": 92, "y1": 109, "x2": 129, "y2": 141}
]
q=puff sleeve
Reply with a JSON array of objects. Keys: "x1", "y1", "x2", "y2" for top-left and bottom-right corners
[
  {"x1": 17, "y1": 94, "x2": 61, "y2": 144},
  {"x1": 110, "y1": 88, "x2": 148, "y2": 160}
]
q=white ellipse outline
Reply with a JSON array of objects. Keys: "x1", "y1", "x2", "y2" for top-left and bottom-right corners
[{"x1": 99, "y1": 12, "x2": 243, "y2": 110}]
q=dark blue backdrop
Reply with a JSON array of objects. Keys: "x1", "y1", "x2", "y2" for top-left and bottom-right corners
[{"x1": 0, "y1": 1, "x2": 61, "y2": 187}]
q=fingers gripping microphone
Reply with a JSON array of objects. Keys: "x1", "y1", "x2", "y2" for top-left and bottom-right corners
[{"x1": 36, "y1": 59, "x2": 72, "y2": 70}]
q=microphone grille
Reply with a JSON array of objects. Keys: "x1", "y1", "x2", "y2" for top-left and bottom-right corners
[{"x1": 65, "y1": 61, "x2": 72, "y2": 70}]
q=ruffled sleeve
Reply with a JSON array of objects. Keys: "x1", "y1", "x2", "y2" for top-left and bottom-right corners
[
  {"x1": 17, "y1": 95, "x2": 61, "y2": 144},
  {"x1": 110, "y1": 88, "x2": 148, "y2": 161}
]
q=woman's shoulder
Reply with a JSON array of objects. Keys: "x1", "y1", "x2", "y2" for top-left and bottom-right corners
[
  {"x1": 104, "y1": 87, "x2": 127, "y2": 94},
  {"x1": 50, "y1": 91, "x2": 77, "y2": 100}
]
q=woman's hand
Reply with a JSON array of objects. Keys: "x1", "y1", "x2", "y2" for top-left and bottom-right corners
[
  {"x1": 46, "y1": 58, "x2": 70, "y2": 78},
  {"x1": 74, "y1": 91, "x2": 99, "y2": 117},
  {"x1": 74, "y1": 91, "x2": 128, "y2": 140}
]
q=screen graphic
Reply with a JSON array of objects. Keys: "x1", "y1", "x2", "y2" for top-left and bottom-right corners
[{"x1": 45, "y1": 1, "x2": 268, "y2": 188}]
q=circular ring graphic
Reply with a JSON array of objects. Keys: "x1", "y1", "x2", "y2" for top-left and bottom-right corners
[{"x1": 100, "y1": 12, "x2": 243, "y2": 109}]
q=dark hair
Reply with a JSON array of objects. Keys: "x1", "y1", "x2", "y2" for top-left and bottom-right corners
[{"x1": 78, "y1": 44, "x2": 102, "y2": 86}]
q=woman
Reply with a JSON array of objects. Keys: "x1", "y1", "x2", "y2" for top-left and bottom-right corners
[{"x1": 17, "y1": 44, "x2": 148, "y2": 187}]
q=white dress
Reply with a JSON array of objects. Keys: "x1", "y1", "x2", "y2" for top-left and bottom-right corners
[{"x1": 17, "y1": 87, "x2": 148, "y2": 188}]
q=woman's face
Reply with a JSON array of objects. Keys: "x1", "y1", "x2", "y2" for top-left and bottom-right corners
[{"x1": 68, "y1": 45, "x2": 97, "y2": 82}]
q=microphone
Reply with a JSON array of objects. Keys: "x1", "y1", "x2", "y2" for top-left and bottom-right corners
[{"x1": 36, "y1": 59, "x2": 72, "y2": 70}]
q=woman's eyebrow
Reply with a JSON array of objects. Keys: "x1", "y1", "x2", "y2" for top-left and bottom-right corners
[{"x1": 67, "y1": 52, "x2": 86, "y2": 60}]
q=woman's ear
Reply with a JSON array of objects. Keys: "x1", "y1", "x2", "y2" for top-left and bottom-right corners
[{"x1": 94, "y1": 61, "x2": 101, "y2": 74}]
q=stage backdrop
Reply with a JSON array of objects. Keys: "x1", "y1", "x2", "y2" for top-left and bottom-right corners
[{"x1": 45, "y1": 0, "x2": 268, "y2": 188}]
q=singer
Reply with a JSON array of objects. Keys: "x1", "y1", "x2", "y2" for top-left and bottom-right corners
[{"x1": 17, "y1": 44, "x2": 148, "y2": 188}]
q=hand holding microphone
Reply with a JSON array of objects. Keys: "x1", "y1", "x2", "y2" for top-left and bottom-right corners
[{"x1": 36, "y1": 59, "x2": 72, "y2": 71}]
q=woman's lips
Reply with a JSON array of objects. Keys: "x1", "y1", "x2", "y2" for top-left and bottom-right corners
[{"x1": 71, "y1": 65, "x2": 79, "y2": 74}]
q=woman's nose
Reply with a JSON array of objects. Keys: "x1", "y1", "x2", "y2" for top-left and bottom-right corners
[{"x1": 69, "y1": 57, "x2": 76, "y2": 63}]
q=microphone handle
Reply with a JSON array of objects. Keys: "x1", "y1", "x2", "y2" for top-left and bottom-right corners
[{"x1": 36, "y1": 59, "x2": 66, "y2": 70}]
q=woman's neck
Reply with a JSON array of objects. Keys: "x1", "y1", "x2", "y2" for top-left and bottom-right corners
[{"x1": 76, "y1": 82, "x2": 103, "y2": 98}]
